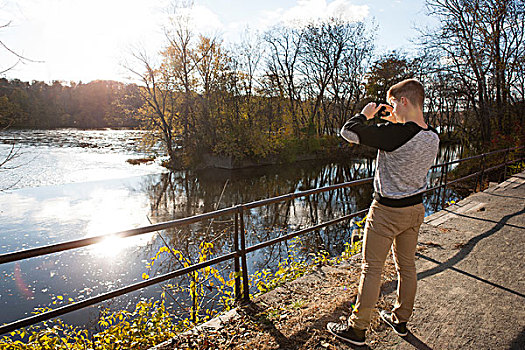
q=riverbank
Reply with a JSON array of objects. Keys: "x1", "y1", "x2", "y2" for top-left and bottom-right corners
[
  {"x1": 188, "y1": 141, "x2": 380, "y2": 170},
  {"x1": 153, "y1": 170, "x2": 525, "y2": 349}
]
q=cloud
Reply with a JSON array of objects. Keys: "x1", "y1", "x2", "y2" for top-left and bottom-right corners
[
  {"x1": 224, "y1": 0, "x2": 369, "y2": 42},
  {"x1": 266, "y1": 0, "x2": 369, "y2": 27},
  {"x1": 170, "y1": 3, "x2": 223, "y2": 35}
]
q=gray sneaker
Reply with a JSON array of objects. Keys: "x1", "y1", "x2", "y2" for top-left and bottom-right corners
[
  {"x1": 326, "y1": 321, "x2": 366, "y2": 346},
  {"x1": 380, "y1": 310, "x2": 408, "y2": 336}
]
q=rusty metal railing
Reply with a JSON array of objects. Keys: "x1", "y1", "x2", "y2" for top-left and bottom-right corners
[{"x1": 0, "y1": 145, "x2": 523, "y2": 335}]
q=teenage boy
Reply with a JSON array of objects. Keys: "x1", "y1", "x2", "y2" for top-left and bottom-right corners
[{"x1": 327, "y1": 79, "x2": 440, "y2": 346}]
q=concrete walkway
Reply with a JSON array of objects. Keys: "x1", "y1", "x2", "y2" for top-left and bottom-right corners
[
  {"x1": 372, "y1": 171, "x2": 525, "y2": 349},
  {"x1": 153, "y1": 171, "x2": 525, "y2": 350}
]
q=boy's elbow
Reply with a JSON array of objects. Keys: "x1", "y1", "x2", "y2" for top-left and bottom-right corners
[{"x1": 341, "y1": 128, "x2": 360, "y2": 144}]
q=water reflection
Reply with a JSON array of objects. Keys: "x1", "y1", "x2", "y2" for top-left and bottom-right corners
[{"x1": 139, "y1": 158, "x2": 376, "y2": 279}]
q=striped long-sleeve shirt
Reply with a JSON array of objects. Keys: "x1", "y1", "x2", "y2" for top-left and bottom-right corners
[{"x1": 341, "y1": 114, "x2": 440, "y2": 207}]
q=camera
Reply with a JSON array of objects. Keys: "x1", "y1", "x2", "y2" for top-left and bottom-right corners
[{"x1": 376, "y1": 104, "x2": 391, "y2": 117}]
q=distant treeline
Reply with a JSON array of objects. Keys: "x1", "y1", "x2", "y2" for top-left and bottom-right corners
[{"x1": 0, "y1": 79, "x2": 142, "y2": 129}]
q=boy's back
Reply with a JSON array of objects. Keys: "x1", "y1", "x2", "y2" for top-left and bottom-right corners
[{"x1": 341, "y1": 116, "x2": 440, "y2": 206}]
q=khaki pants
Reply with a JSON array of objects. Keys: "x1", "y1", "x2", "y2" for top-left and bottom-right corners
[{"x1": 349, "y1": 200, "x2": 425, "y2": 330}]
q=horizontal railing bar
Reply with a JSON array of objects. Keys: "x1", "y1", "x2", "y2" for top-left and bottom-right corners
[
  {"x1": 432, "y1": 157, "x2": 524, "y2": 189},
  {"x1": 431, "y1": 153, "x2": 484, "y2": 169},
  {"x1": 445, "y1": 157, "x2": 524, "y2": 187},
  {"x1": 478, "y1": 146, "x2": 522, "y2": 157},
  {"x1": 0, "y1": 178, "x2": 374, "y2": 265},
  {"x1": 0, "y1": 206, "x2": 240, "y2": 265},
  {"x1": 416, "y1": 156, "x2": 524, "y2": 198},
  {"x1": 0, "y1": 251, "x2": 238, "y2": 335},
  {"x1": 439, "y1": 171, "x2": 480, "y2": 186},
  {"x1": 430, "y1": 146, "x2": 523, "y2": 170},
  {"x1": 2, "y1": 146, "x2": 522, "y2": 266},
  {"x1": 483, "y1": 157, "x2": 524, "y2": 174},
  {"x1": 243, "y1": 178, "x2": 373, "y2": 210},
  {"x1": 245, "y1": 209, "x2": 369, "y2": 254}
]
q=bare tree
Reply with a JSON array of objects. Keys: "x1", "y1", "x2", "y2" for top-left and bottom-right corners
[
  {"x1": 234, "y1": 27, "x2": 263, "y2": 118},
  {"x1": 299, "y1": 18, "x2": 377, "y2": 136},
  {"x1": 162, "y1": 5, "x2": 197, "y2": 156},
  {"x1": 420, "y1": 0, "x2": 525, "y2": 144},
  {"x1": 264, "y1": 25, "x2": 304, "y2": 136},
  {"x1": 124, "y1": 48, "x2": 182, "y2": 168},
  {"x1": 299, "y1": 18, "x2": 351, "y2": 136},
  {"x1": 328, "y1": 21, "x2": 375, "y2": 132},
  {"x1": 0, "y1": 19, "x2": 41, "y2": 187}
]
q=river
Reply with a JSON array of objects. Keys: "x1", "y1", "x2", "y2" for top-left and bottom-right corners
[{"x1": 0, "y1": 129, "x2": 461, "y2": 331}]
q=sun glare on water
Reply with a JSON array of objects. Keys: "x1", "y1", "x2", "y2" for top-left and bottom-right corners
[
  {"x1": 91, "y1": 235, "x2": 127, "y2": 258},
  {"x1": 82, "y1": 189, "x2": 155, "y2": 259},
  {"x1": 86, "y1": 212, "x2": 155, "y2": 259}
]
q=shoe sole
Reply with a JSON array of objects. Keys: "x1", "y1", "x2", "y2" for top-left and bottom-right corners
[
  {"x1": 327, "y1": 327, "x2": 366, "y2": 346},
  {"x1": 380, "y1": 312, "x2": 408, "y2": 337}
]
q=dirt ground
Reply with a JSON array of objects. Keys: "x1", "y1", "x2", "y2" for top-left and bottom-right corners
[{"x1": 154, "y1": 171, "x2": 525, "y2": 350}]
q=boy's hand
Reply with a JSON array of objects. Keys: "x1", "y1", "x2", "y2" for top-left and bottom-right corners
[
  {"x1": 361, "y1": 102, "x2": 379, "y2": 120},
  {"x1": 361, "y1": 103, "x2": 395, "y2": 121},
  {"x1": 378, "y1": 104, "x2": 396, "y2": 123}
]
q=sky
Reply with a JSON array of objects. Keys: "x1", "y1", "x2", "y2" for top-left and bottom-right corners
[{"x1": 0, "y1": 0, "x2": 436, "y2": 84}]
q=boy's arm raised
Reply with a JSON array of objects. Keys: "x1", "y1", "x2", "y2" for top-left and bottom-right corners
[{"x1": 341, "y1": 113, "x2": 418, "y2": 152}]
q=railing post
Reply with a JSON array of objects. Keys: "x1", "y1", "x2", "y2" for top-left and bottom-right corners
[
  {"x1": 191, "y1": 274, "x2": 197, "y2": 323},
  {"x1": 502, "y1": 148, "x2": 509, "y2": 180},
  {"x1": 435, "y1": 163, "x2": 445, "y2": 211},
  {"x1": 233, "y1": 209, "x2": 241, "y2": 302},
  {"x1": 474, "y1": 154, "x2": 485, "y2": 192},
  {"x1": 479, "y1": 154, "x2": 486, "y2": 192},
  {"x1": 238, "y1": 206, "x2": 250, "y2": 303},
  {"x1": 441, "y1": 163, "x2": 449, "y2": 210}
]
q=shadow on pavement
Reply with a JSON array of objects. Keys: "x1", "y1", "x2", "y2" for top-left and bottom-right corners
[
  {"x1": 509, "y1": 326, "x2": 525, "y2": 349},
  {"x1": 416, "y1": 206, "x2": 525, "y2": 284},
  {"x1": 380, "y1": 206, "x2": 525, "y2": 297},
  {"x1": 439, "y1": 207, "x2": 525, "y2": 230},
  {"x1": 484, "y1": 192, "x2": 525, "y2": 200},
  {"x1": 402, "y1": 332, "x2": 434, "y2": 350},
  {"x1": 416, "y1": 254, "x2": 525, "y2": 298}
]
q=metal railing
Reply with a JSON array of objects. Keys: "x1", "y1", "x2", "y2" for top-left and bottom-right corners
[{"x1": 0, "y1": 145, "x2": 523, "y2": 335}]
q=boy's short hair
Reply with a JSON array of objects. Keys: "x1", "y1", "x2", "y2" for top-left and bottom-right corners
[{"x1": 387, "y1": 79, "x2": 424, "y2": 108}]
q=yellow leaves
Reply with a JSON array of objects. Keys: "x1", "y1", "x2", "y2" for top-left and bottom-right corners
[
  {"x1": 142, "y1": 273, "x2": 149, "y2": 280},
  {"x1": 354, "y1": 215, "x2": 367, "y2": 228},
  {"x1": 215, "y1": 274, "x2": 226, "y2": 285},
  {"x1": 56, "y1": 295, "x2": 63, "y2": 300},
  {"x1": 200, "y1": 241, "x2": 213, "y2": 250}
]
